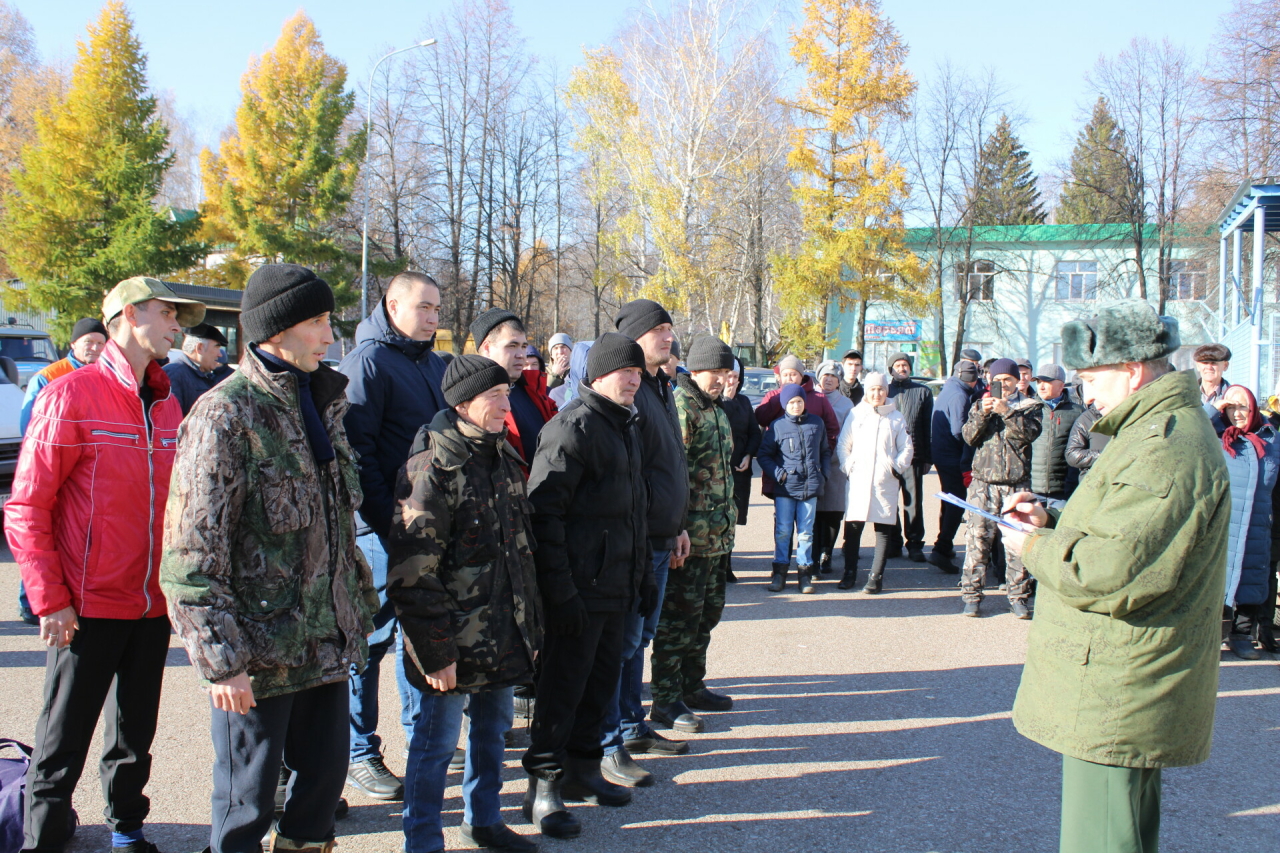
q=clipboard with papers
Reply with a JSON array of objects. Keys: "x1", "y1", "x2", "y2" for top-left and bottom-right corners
[{"x1": 934, "y1": 491, "x2": 1031, "y2": 532}]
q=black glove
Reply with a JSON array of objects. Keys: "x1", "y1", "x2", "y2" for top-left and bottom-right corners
[
  {"x1": 638, "y1": 576, "x2": 660, "y2": 618},
  {"x1": 546, "y1": 594, "x2": 589, "y2": 637}
]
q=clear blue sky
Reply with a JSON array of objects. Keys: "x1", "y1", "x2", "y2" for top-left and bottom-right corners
[{"x1": 21, "y1": 0, "x2": 1231, "y2": 177}]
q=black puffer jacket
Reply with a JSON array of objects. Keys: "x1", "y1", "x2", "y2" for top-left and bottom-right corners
[
  {"x1": 962, "y1": 392, "x2": 1042, "y2": 485},
  {"x1": 528, "y1": 384, "x2": 653, "y2": 612},
  {"x1": 1065, "y1": 403, "x2": 1109, "y2": 476},
  {"x1": 723, "y1": 392, "x2": 762, "y2": 468},
  {"x1": 888, "y1": 376, "x2": 934, "y2": 469},
  {"x1": 1030, "y1": 395, "x2": 1084, "y2": 496},
  {"x1": 633, "y1": 370, "x2": 689, "y2": 550}
]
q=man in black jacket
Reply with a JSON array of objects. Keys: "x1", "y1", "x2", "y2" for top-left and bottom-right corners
[
  {"x1": 598, "y1": 299, "x2": 692, "y2": 782},
  {"x1": 886, "y1": 352, "x2": 933, "y2": 562},
  {"x1": 163, "y1": 323, "x2": 233, "y2": 416},
  {"x1": 929, "y1": 361, "x2": 980, "y2": 572},
  {"x1": 337, "y1": 270, "x2": 447, "y2": 801},
  {"x1": 522, "y1": 334, "x2": 659, "y2": 839},
  {"x1": 839, "y1": 349, "x2": 864, "y2": 405}
]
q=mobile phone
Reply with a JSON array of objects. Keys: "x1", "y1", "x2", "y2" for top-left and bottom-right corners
[{"x1": 991, "y1": 381, "x2": 1003, "y2": 400}]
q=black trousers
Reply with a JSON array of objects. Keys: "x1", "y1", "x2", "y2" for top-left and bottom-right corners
[
  {"x1": 522, "y1": 611, "x2": 625, "y2": 777},
  {"x1": 732, "y1": 469, "x2": 753, "y2": 526},
  {"x1": 813, "y1": 511, "x2": 845, "y2": 565},
  {"x1": 23, "y1": 616, "x2": 170, "y2": 852},
  {"x1": 209, "y1": 680, "x2": 349, "y2": 853},
  {"x1": 891, "y1": 463, "x2": 927, "y2": 551},
  {"x1": 845, "y1": 521, "x2": 895, "y2": 578},
  {"x1": 934, "y1": 465, "x2": 967, "y2": 553}
]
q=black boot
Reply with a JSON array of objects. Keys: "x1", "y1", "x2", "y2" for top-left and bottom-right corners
[
  {"x1": 522, "y1": 775, "x2": 580, "y2": 839},
  {"x1": 767, "y1": 563, "x2": 788, "y2": 592},
  {"x1": 562, "y1": 756, "x2": 632, "y2": 806},
  {"x1": 601, "y1": 747, "x2": 654, "y2": 787},
  {"x1": 461, "y1": 821, "x2": 539, "y2": 852},
  {"x1": 818, "y1": 554, "x2": 833, "y2": 575},
  {"x1": 837, "y1": 566, "x2": 858, "y2": 590},
  {"x1": 861, "y1": 572, "x2": 882, "y2": 594},
  {"x1": 798, "y1": 567, "x2": 815, "y2": 594}
]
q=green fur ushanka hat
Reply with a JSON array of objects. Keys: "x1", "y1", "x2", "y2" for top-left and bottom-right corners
[{"x1": 1060, "y1": 300, "x2": 1181, "y2": 370}]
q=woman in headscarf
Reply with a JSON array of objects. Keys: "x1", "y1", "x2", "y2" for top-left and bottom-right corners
[
  {"x1": 835, "y1": 372, "x2": 913, "y2": 593},
  {"x1": 813, "y1": 360, "x2": 854, "y2": 580},
  {"x1": 1211, "y1": 384, "x2": 1280, "y2": 658},
  {"x1": 721, "y1": 361, "x2": 762, "y2": 583}
]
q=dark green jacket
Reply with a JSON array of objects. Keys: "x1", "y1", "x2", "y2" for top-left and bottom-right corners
[
  {"x1": 387, "y1": 410, "x2": 541, "y2": 693},
  {"x1": 1013, "y1": 370, "x2": 1229, "y2": 768},
  {"x1": 162, "y1": 349, "x2": 378, "y2": 699},
  {"x1": 674, "y1": 374, "x2": 736, "y2": 557}
]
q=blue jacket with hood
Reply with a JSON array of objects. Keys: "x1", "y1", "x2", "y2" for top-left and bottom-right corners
[{"x1": 339, "y1": 300, "x2": 448, "y2": 539}]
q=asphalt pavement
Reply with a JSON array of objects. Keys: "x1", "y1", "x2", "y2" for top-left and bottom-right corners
[{"x1": 1, "y1": 473, "x2": 1276, "y2": 852}]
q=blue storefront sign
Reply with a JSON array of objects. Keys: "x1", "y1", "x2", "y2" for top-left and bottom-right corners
[{"x1": 864, "y1": 320, "x2": 920, "y2": 342}]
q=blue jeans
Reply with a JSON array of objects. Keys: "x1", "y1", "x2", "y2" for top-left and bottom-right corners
[
  {"x1": 350, "y1": 533, "x2": 421, "y2": 762},
  {"x1": 403, "y1": 687, "x2": 513, "y2": 853},
  {"x1": 774, "y1": 496, "x2": 817, "y2": 566},
  {"x1": 18, "y1": 578, "x2": 31, "y2": 614},
  {"x1": 601, "y1": 549, "x2": 671, "y2": 753}
]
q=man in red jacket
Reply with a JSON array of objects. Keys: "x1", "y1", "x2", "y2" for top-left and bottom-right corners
[{"x1": 5, "y1": 277, "x2": 204, "y2": 853}]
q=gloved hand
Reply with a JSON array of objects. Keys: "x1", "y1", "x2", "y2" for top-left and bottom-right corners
[
  {"x1": 545, "y1": 594, "x2": 589, "y2": 637},
  {"x1": 638, "y1": 576, "x2": 660, "y2": 618}
]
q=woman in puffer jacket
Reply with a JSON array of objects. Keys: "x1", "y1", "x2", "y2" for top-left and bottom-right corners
[
  {"x1": 1210, "y1": 385, "x2": 1280, "y2": 659},
  {"x1": 835, "y1": 373, "x2": 913, "y2": 594}
]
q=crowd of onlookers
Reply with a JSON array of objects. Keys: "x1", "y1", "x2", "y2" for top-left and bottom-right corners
[{"x1": 3, "y1": 269, "x2": 1274, "y2": 853}]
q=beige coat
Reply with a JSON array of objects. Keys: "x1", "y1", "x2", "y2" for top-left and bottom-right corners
[{"x1": 837, "y1": 400, "x2": 914, "y2": 524}]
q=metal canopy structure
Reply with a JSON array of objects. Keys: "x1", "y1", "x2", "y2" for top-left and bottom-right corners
[{"x1": 1218, "y1": 177, "x2": 1280, "y2": 394}]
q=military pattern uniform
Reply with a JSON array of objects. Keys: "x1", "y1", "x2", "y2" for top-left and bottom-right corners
[
  {"x1": 651, "y1": 374, "x2": 735, "y2": 705},
  {"x1": 961, "y1": 480, "x2": 1033, "y2": 603},
  {"x1": 162, "y1": 349, "x2": 378, "y2": 700},
  {"x1": 386, "y1": 410, "x2": 542, "y2": 693}
]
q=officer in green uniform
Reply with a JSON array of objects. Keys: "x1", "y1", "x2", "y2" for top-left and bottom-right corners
[{"x1": 1001, "y1": 300, "x2": 1230, "y2": 853}]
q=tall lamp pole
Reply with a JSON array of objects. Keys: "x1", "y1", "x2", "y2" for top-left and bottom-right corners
[{"x1": 361, "y1": 39, "x2": 437, "y2": 319}]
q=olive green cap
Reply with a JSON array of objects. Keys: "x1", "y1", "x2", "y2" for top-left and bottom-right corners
[{"x1": 102, "y1": 277, "x2": 205, "y2": 327}]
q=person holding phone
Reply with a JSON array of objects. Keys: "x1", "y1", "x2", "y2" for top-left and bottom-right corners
[{"x1": 957, "y1": 358, "x2": 1042, "y2": 618}]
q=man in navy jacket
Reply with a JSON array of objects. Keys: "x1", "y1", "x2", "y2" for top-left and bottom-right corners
[
  {"x1": 929, "y1": 361, "x2": 980, "y2": 572},
  {"x1": 338, "y1": 271, "x2": 447, "y2": 801}
]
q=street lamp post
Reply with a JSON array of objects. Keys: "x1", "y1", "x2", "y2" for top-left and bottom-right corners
[{"x1": 361, "y1": 39, "x2": 437, "y2": 319}]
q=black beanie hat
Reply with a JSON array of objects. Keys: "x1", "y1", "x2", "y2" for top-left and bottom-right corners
[
  {"x1": 241, "y1": 264, "x2": 335, "y2": 344},
  {"x1": 70, "y1": 317, "x2": 107, "y2": 344},
  {"x1": 614, "y1": 299, "x2": 673, "y2": 341},
  {"x1": 470, "y1": 308, "x2": 521, "y2": 349},
  {"x1": 442, "y1": 354, "x2": 511, "y2": 407},
  {"x1": 587, "y1": 332, "x2": 645, "y2": 382},
  {"x1": 685, "y1": 335, "x2": 734, "y2": 371}
]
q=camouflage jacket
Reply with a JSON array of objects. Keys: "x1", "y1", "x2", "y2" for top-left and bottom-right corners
[
  {"x1": 387, "y1": 410, "x2": 542, "y2": 694},
  {"x1": 675, "y1": 373, "x2": 736, "y2": 557},
  {"x1": 161, "y1": 348, "x2": 378, "y2": 700},
  {"x1": 962, "y1": 392, "x2": 1043, "y2": 486}
]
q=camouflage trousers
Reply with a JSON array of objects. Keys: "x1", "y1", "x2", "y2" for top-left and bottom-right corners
[
  {"x1": 961, "y1": 479, "x2": 1033, "y2": 604},
  {"x1": 650, "y1": 553, "x2": 728, "y2": 706}
]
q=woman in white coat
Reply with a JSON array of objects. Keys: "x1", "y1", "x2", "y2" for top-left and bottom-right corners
[{"x1": 835, "y1": 372, "x2": 914, "y2": 593}]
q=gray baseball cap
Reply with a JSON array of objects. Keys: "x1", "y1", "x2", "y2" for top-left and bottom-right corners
[{"x1": 1032, "y1": 363, "x2": 1066, "y2": 382}]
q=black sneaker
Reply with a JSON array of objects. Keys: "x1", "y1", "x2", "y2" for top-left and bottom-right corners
[
  {"x1": 649, "y1": 701, "x2": 704, "y2": 733},
  {"x1": 927, "y1": 550, "x2": 959, "y2": 574},
  {"x1": 684, "y1": 688, "x2": 732, "y2": 712},
  {"x1": 460, "y1": 820, "x2": 539, "y2": 852},
  {"x1": 624, "y1": 730, "x2": 690, "y2": 755},
  {"x1": 346, "y1": 755, "x2": 404, "y2": 800}
]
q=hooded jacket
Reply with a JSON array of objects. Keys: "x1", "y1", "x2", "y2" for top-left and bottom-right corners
[
  {"x1": 505, "y1": 369, "x2": 558, "y2": 467},
  {"x1": 888, "y1": 374, "x2": 933, "y2": 469},
  {"x1": 962, "y1": 391, "x2": 1043, "y2": 485},
  {"x1": 633, "y1": 368, "x2": 689, "y2": 550},
  {"x1": 527, "y1": 384, "x2": 654, "y2": 612},
  {"x1": 339, "y1": 300, "x2": 448, "y2": 539},
  {"x1": 755, "y1": 375, "x2": 840, "y2": 498},
  {"x1": 163, "y1": 349, "x2": 234, "y2": 416},
  {"x1": 1014, "y1": 370, "x2": 1230, "y2": 769},
  {"x1": 7, "y1": 340, "x2": 180, "y2": 619},
  {"x1": 161, "y1": 348, "x2": 378, "y2": 699},
  {"x1": 931, "y1": 376, "x2": 978, "y2": 470},
  {"x1": 387, "y1": 410, "x2": 541, "y2": 693}
]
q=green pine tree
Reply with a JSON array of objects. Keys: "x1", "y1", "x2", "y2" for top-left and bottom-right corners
[
  {"x1": 968, "y1": 115, "x2": 1046, "y2": 226},
  {"x1": 200, "y1": 12, "x2": 364, "y2": 314},
  {"x1": 0, "y1": 1, "x2": 203, "y2": 342},
  {"x1": 1056, "y1": 96, "x2": 1138, "y2": 225}
]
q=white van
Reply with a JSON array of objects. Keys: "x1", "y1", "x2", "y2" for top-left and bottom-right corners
[{"x1": 0, "y1": 357, "x2": 25, "y2": 512}]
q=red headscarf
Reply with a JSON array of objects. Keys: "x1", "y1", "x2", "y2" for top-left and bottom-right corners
[{"x1": 1222, "y1": 384, "x2": 1267, "y2": 459}]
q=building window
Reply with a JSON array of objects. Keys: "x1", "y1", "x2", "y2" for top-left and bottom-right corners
[
  {"x1": 1164, "y1": 259, "x2": 1207, "y2": 301},
  {"x1": 1055, "y1": 261, "x2": 1097, "y2": 301},
  {"x1": 956, "y1": 261, "x2": 994, "y2": 302}
]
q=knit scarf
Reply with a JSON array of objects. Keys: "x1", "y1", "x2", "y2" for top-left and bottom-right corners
[{"x1": 1222, "y1": 384, "x2": 1267, "y2": 459}]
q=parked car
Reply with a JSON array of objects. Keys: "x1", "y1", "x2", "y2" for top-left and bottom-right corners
[
  {"x1": 741, "y1": 367, "x2": 778, "y2": 406},
  {"x1": 0, "y1": 324, "x2": 58, "y2": 389},
  {"x1": 0, "y1": 356, "x2": 24, "y2": 517}
]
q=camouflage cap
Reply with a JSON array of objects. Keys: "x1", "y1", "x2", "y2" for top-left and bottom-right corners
[{"x1": 103, "y1": 277, "x2": 205, "y2": 328}]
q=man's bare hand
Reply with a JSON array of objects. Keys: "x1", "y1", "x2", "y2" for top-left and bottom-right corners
[
  {"x1": 671, "y1": 531, "x2": 691, "y2": 568},
  {"x1": 425, "y1": 662, "x2": 457, "y2": 693},
  {"x1": 211, "y1": 672, "x2": 257, "y2": 715},
  {"x1": 39, "y1": 606, "x2": 78, "y2": 649},
  {"x1": 552, "y1": 352, "x2": 570, "y2": 376},
  {"x1": 998, "y1": 491, "x2": 1046, "y2": 558},
  {"x1": 991, "y1": 397, "x2": 1010, "y2": 415},
  {"x1": 735, "y1": 455, "x2": 753, "y2": 473}
]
